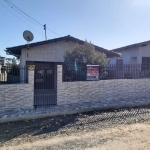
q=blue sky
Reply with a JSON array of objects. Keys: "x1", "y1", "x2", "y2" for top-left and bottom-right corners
[{"x1": 1, "y1": 0, "x2": 150, "y2": 57}]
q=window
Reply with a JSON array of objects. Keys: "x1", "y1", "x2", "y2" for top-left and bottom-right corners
[
  {"x1": 142, "y1": 57, "x2": 150, "y2": 71},
  {"x1": 142, "y1": 57, "x2": 150, "y2": 65}
]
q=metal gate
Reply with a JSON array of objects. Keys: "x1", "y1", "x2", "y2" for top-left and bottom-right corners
[{"x1": 34, "y1": 62, "x2": 57, "y2": 108}]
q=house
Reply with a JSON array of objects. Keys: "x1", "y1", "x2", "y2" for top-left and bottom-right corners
[
  {"x1": 5, "y1": 35, "x2": 120, "y2": 80},
  {"x1": 112, "y1": 40, "x2": 150, "y2": 65},
  {"x1": 0, "y1": 35, "x2": 149, "y2": 113},
  {"x1": 6, "y1": 35, "x2": 120, "y2": 66},
  {"x1": 5, "y1": 35, "x2": 120, "y2": 106},
  {"x1": 0, "y1": 56, "x2": 6, "y2": 72},
  {"x1": 6, "y1": 35, "x2": 120, "y2": 80},
  {"x1": 0, "y1": 56, "x2": 6, "y2": 81}
]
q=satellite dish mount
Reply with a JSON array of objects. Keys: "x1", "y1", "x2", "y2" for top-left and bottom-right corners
[{"x1": 23, "y1": 30, "x2": 34, "y2": 49}]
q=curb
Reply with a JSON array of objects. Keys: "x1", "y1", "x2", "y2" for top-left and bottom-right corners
[{"x1": 0, "y1": 103, "x2": 150, "y2": 124}]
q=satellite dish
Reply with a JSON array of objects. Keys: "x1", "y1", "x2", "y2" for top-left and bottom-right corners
[
  {"x1": 23, "y1": 30, "x2": 34, "y2": 42},
  {"x1": 23, "y1": 30, "x2": 34, "y2": 49}
]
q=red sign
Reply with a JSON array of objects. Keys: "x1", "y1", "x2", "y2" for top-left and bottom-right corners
[{"x1": 86, "y1": 65, "x2": 99, "y2": 80}]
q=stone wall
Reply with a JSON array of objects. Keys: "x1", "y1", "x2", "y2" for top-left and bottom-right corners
[
  {"x1": 0, "y1": 69, "x2": 34, "y2": 110},
  {"x1": 0, "y1": 65, "x2": 150, "y2": 122},
  {"x1": 57, "y1": 65, "x2": 150, "y2": 108}
]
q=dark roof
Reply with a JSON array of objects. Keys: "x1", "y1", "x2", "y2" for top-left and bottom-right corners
[
  {"x1": 6, "y1": 35, "x2": 120, "y2": 58},
  {"x1": 112, "y1": 40, "x2": 150, "y2": 52}
]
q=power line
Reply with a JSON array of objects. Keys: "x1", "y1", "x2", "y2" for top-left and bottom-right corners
[
  {"x1": 4, "y1": 0, "x2": 61, "y2": 36},
  {"x1": 0, "y1": 2, "x2": 42, "y2": 35},
  {"x1": 4, "y1": 0, "x2": 42, "y2": 28},
  {"x1": 5, "y1": 0, "x2": 43, "y2": 26},
  {"x1": 46, "y1": 27, "x2": 61, "y2": 36}
]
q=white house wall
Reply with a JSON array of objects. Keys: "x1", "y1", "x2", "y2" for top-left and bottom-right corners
[
  {"x1": 109, "y1": 57, "x2": 118, "y2": 65},
  {"x1": 117, "y1": 47, "x2": 140, "y2": 64},
  {"x1": 20, "y1": 41, "x2": 77, "y2": 66},
  {"x1": 114, "y1": 43, "x2": 150, "y2": 64}
]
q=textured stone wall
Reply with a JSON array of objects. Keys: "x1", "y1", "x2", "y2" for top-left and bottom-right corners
[
  {"x1": 57, "y1": 65, "x2": 150, "y2": 107},
  {"x1": 0, "y1": 69, "x2": 34, "y2": 110}
]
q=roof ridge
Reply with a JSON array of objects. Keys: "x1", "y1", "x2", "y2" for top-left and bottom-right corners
[
  {"x1": 6, "y1": 35, "x2": 121, "y2": 58},
  {"x1": 112, "y1": 40, "x2": 150, "y2": 51}
]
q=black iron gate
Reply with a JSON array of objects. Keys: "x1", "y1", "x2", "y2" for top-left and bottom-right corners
[{"x1": 34, "y1": 62, "x2": 57, "y2": 108}]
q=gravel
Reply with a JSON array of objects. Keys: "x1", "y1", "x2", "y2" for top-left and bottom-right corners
[{"x1": 0, "y1": 105, "x2": 150, "y2": 147}]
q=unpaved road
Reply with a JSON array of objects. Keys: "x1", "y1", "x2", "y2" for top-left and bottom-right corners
[{"x1": 1, "y1": 122, "x2": 150, "y2": 150}]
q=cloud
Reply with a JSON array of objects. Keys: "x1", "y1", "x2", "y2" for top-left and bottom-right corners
[{"x1": 132, "y1": 0, "x2": 150, "y2": 7}]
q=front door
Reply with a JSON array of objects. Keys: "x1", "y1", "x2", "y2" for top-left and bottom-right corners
[{"x1": 34, "y1": 62, "x2": 56, "y2": 108}]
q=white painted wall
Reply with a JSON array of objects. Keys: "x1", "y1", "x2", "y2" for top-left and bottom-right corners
[
  {"x1": 118, "y1": 47, "x2": 139, "y2": 64},
  {"x1": 113, "y1": 43, "x2": 150, "y2": 64},
  {"x1": 109, "y1": 57, "x2": 119, "y2": 65},
  {"x1": 20, "y1": 41, "x2": 77, "y2": 66}
]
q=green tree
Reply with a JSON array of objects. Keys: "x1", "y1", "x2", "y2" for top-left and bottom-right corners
[
  {"x1": 64, "y1": 41, "x2": 109, "y2": 80},
  {"x1": 6, "y1": 57, "x2": 20, "y2": 66},
  {"x1": 6, "y1": 57, "x2": 20, "y2": 76}
]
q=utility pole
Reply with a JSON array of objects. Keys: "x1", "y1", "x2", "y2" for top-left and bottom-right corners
[{"x1": 43, "y1": 24, "x2": 47, "y2": 40}]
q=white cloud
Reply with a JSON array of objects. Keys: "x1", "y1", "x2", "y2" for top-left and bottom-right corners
[{"x1": 132, "y1": 0, "x2": 150, "y2": 7}]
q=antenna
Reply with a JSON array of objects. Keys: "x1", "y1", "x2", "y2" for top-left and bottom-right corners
[{"x1": 23, "y1": 30, "x2": 34, "y2": 49}]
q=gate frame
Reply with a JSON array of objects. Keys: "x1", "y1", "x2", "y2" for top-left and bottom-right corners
[{"x1": 27, "y1": 61, "x2": 58, "y2": 108}]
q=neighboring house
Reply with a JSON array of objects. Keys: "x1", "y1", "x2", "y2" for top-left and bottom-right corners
[
  {"x1": 0, "y1": 56, "x2": 6, "y2": 72},
  {"x1": 0, "y1": 56, "x2": 6, "y2": 81},
  {"x1": 112, "y1": 40, "x2": 150, "y2": 65}
]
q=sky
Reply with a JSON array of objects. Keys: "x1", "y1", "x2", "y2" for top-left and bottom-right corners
[{"x1": 1, "y1": 0, "x2": 150, "y2": 58}]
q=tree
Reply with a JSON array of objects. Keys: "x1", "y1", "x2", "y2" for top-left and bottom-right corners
[
  {"x1": 6, "y1": 57, "x2": 20, "y2": 66},
  {"x1": 5, "y1": 57, "x2": 20, "y2": 76},
  {"x1": 64, "y1": 41, "x2": 109, "y2": 80}
]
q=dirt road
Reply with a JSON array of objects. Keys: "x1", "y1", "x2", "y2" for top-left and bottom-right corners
[{"x1": 1, "y1": 122, "x2": 150, "y2": 150}]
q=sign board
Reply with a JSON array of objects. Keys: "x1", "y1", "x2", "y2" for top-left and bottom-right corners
[
  {"x1": 86, "y1": 65, "x2": 99, "y2": 81},
  {"x1": 28, "y1": 65, "x2": 34, "y2": 71}
]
